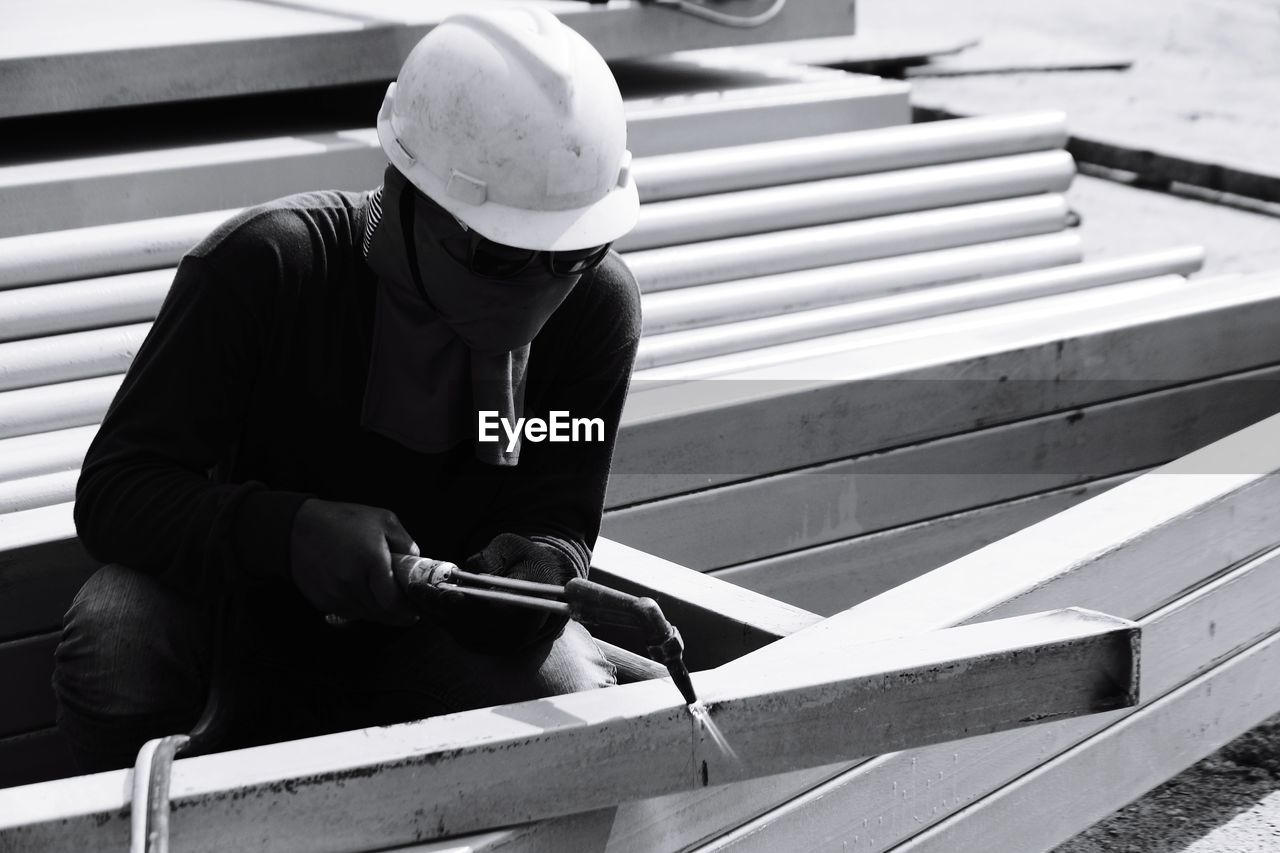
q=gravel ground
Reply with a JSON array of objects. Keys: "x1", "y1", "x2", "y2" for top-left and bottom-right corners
[{"x1": 1054, "y1": 714, "x2": 1280, "y2": 852}]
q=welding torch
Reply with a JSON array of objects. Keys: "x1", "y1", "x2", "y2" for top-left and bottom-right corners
[{"x1": 393, "y1": 556, "x2": 698, "y2": 706}]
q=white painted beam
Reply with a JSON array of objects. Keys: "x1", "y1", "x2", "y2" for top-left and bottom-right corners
[
  {"x1": 715, "y1": 472, "x2": 1139, "y2": 617},
  {"x1": 0, "y1": 608, "x2": 1138, "y2": 852},
  {"x1": 548, "y1": 414, "x2": 1280, "y2": 853},
  {"x1": 591, "y1": 538, "x2": 819, "y2": 670},
  {"x1": 606, "y1": 360, "x2": 1278, "y2": 570},
  {"x1": 614, "y1": 272, "x2": 1280, "y2": 506},
  {"x1": 897, "y1": 632, "x2": 1280, "y2": 853},
  {"x1": 0, "y1": 1, "x2": 859, "y2": 118},
  {"x1": 707, "y1": 540, "x2": 1280, "y2": 852}
]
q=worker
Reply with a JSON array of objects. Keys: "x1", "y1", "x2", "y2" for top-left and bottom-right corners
[{"x1": 51, "y1": 8, "x2": 641, "y2": 772}]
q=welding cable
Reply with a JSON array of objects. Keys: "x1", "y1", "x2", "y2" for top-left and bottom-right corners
[
  {"x1": 129, "y1": 595, "x2": 237, "y2": 852},
  {"x1": 647, "y1": 0, "x2": 788, "y2": 28}
]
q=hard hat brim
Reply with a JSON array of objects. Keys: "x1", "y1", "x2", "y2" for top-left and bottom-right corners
[{"x1": 379, "y1": 105, "x2": 640, "y2": 253}]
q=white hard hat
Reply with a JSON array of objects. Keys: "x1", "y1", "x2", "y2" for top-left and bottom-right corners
[{"x1": 377, "y1": 8, "x2": 639, "y2": 252}]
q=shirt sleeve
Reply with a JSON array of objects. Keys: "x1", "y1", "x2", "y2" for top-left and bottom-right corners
[{"x1": 74, "y1": 250, "x2": 311, "y2": 595}]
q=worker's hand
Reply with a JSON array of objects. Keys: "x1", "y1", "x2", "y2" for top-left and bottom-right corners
[
  {"x1": 289, "y1": 499, "x2": 421, "y2": 626},
  {"x1": 451, "y1": 533, "x2": 583, "y2": 651},
  {"x1": 465, "y1": 533, "x2": 581, "y2": 587}
]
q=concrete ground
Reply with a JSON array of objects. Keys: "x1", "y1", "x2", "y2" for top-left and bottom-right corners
[
  {"x1": 861, "y1": 0, "x2": 1280, "y2": 279},
  {"x1": 851, "y1": 0, "x2": 1280, "y2": 849}
]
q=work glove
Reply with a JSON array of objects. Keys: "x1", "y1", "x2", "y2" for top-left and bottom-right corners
[
  {"x1": 450, "y1": 533, "x2": 585, "y2": 652},
  {"x1": 289, "y1": 499, "x2": 421, "y2": 627}
]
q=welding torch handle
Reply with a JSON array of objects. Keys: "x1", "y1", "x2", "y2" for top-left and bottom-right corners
[
  {"x1": 436, "y1": 583, "x2": 572, "y2": 615},
  {"x1": 446, "y1": 569, "x2": 566, "y2": 598}
]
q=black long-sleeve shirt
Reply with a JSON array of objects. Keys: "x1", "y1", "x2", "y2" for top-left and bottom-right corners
[{"x1": 75, "y1": 191, "x2": 641, "y2": 617}]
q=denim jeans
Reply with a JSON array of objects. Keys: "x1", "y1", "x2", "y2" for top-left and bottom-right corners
[{"x1": 52, "y1": 563, "x2": 617, "y2": 772}]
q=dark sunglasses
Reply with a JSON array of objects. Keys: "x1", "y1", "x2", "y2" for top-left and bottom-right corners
[{"x1": 440, "y1": 214, "x2": 611, "y2": 279}]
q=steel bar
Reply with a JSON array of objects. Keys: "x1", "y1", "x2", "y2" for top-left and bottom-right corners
[
  {"x1": 0, "y1": 272, "x2": 170, "y2": 344},
  {"x1": 0, "y1": 608, "x2": 1138, "y2": 852},
  {"x1": 624, "y1": 195, "x2": 1071, "y2": 292},
  {"x1": 0, "y1": 426, "x2": 97, "y2": 483},
  {"x1": 633, "y1": 111, "x2": 1068, "y2": 202},
  {"x1": 641, "y1": 233, "x2": 1083, "y2": 335},
  {"x1": 0, "y1": 324, "x2": 150, "y2": 392},
  {"x1": 599, "y1": 415, "x2": 1280, "y2": 853},
  {"x1": 0, "y1": 470, "x2": 79, "y2": 516},
  {"x1": 616, "y1": 150, "x2": 1075, "y2": 252},
  {"x1": 636, "y1": 271, "x2": 1188, "y2": 370},
  {"x1": 0, "y1": 376, "x2": 122, "y2": 441}
]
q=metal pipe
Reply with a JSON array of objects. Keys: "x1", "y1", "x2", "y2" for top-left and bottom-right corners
[
  {"x1": 634, "y1": 111, "x2": 1068, "y2": 202},
  {"x1": 617, "y1": 151, "x2": 1075, "y2": 252},
  {"x1": 0, "y1": 81, "x2": 909, "y2": 238},
  {"x1": 0, "y1": 375, "x2": 122, "y2": 440},
  {"x1": 0, "y1": 211, "x2": 230, "y2": 291},
  {"x1": 0, "y1": 323, "x2": 150, "y2": 392},
  {"x1": 642, "y1": 233, "x2": 1082, "y2": 336},
  {"x1": 626, "y1": 195, "x2": 1072, "y2": 293},
  {"x1": 0, "y1": 424, "x2": 96, "y2": 482},
  {"x1": 0, "y1": 468, "x2": 77, "y2": 514},
  {"x1": 636, "y1": 263, "x2": 1199, "y2": 370},
  {"x1": 0, "y1": 234, "x2": 1080, "y2": 397},
  {"x1": 0, "y1": 112, "x2": 1052, "y2": 289},
  {"x1": 0, "y1": 271, "x2": 170, "y2": 343}
]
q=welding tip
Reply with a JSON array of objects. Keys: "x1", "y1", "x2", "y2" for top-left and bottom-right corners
[{"x1": 667, "y1": 660, "x2": 698, "y2": 706}]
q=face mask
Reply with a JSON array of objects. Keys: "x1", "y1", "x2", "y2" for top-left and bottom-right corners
[
  {"x1": 407, "y1": 199, "x2": 581, "y2": 355},
  {"x1": 360, "y1": 166, "x2": 585, "y2": 466}
]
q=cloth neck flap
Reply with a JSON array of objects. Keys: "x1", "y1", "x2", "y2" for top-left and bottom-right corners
[{"x1": 360, "y1": 167, "x2": 580, "y2": 465}]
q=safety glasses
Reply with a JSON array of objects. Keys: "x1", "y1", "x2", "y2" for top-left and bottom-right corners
[{"x1": 441, "y1": 215, "x2": 612, "y2": 280}]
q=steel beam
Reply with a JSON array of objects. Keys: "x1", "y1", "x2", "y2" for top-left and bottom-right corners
[{"x1": 0, "y1": 608, "x2": 1138, "y2": 852}]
